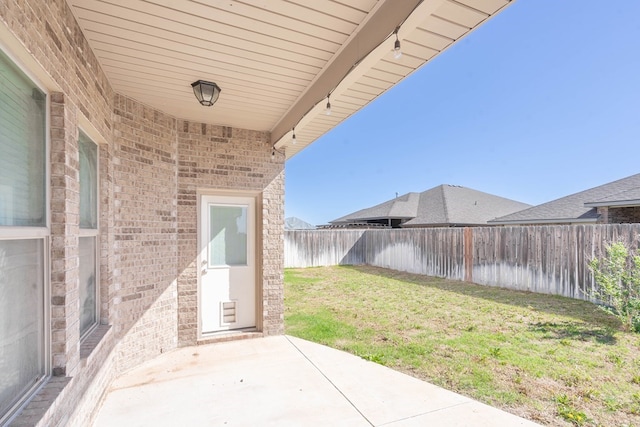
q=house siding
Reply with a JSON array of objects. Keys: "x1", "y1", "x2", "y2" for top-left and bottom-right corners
[{"x1": 1, "y1": 1, "x2": 285, "y2": 425}]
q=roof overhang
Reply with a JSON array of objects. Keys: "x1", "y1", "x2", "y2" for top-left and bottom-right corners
[
  {"x1": 401, "y1": 223, "x2": 476, "y2": 227},
  {"x1": 330, "y1": 216, "x2": 414, "y2": 224},
  {"x1": 584, "y1": 200, "x2": 640, "y2": 208},
  {"x1": 488, "y1": 218, "x2": 598, "y2": 225},
  {"x1": 66, "y1": 0, "x2": 515, "y2": 159}
]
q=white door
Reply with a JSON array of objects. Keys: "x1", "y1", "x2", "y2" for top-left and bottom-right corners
[{"x1": 200, "y1": 195, "x2": 256, "y2": 334}]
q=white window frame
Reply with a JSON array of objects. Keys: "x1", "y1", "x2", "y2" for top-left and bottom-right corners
[
  {"x1": 0, "y1": 43, "x2": 51, "y2": 425},
  {"x1": 78, "y1": 130, "x2": 100, "y2": 340}
]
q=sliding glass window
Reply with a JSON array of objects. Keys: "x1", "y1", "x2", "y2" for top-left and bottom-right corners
[
  {"x1": 0, "y1": 48, "x2": 48, "y2": 423},
  {"x1": 79, "y1": 131, "x2": 99, "y2": 338}
]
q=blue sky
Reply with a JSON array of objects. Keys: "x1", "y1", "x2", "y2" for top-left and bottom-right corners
[{"x1": 285, "y1": 1, "x2": 640, "y2": 226}]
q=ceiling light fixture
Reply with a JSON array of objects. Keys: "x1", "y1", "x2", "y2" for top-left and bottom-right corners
[
  {"x1": 191, "y1": 80, "x2": 221, "y2": 106},
  {"x1": 393, "y1": 28, "x2": 402, "y2": 60},
  {"x1": 325, "y1": 94, "x2": 332, "y2": 116}
]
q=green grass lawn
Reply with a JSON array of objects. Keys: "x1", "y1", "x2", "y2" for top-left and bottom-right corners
[{"x1": 284, "y1": 265, "x2": 640, "y2": 427}]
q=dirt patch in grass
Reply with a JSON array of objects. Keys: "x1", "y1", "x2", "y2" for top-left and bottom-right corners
[{"x1": 285, "y1": 265, "x2": 640, "y2": 427}]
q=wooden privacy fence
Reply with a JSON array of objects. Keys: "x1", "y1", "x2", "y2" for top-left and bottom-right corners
[{"x1": 285, "y1": 224, "x2": 640, "y2": 300}]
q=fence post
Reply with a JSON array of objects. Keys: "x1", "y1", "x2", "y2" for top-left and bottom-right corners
[{"x1": 464, "y1": 227, "x2": 473, "y2": 282}]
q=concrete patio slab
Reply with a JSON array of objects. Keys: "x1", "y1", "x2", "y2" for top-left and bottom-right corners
[{"x1": 94, "y1": 336, "x2": 540, "y2": 427}]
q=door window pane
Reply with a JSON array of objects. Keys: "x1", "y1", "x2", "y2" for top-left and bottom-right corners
[
  {"x1": 0, "y1": 239, "x2": 45, "y2": 417},
  {"x1": 79, "y1": 237, "x2": 97, "y2": 336},
  {"x1": 0, "y1": 50, "x2": 46, "y2": 227},
  {"x1": 209, "y1": 205, "x2": 247, "y2": 267},
  {"x1": 79, "y1": 132, "x2": 97, "y2": 229}
]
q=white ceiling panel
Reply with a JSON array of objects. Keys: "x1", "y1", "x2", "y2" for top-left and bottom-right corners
[
  {"x1": 434, "y1": 0, "x2": 490, "y2": 28},
  {"x1": 66, "y1": 0, "x2": 515, "y2": 158},
  {"x1": 456, "y1": 0, "x2": 510, "y2": 16}
]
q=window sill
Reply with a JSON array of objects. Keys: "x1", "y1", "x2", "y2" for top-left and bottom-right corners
[
  {"x1": 9, "y1": 325, "x2": 113, "y2": 426},
  {"x1": 80, "y1": 324, "x2": 112, "y2": 366},
  {"x1": 7, "y1": 376, "x2": 71, "y2": 427}
]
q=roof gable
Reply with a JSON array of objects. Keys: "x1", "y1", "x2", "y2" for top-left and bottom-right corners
[{"x1": 403, "y1": 185, "x2": 531, "y2": 226}]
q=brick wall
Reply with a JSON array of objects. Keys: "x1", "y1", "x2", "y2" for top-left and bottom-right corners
[
  {"x1": 608, "y1": 206, "x2": 640, "y2": 224},
  {"x1": 596, "y1": 206, "x2": 640, "y2": 224},
  {"x1": 261, "y1": 170, "x2": 286, "y2": 335},
  {"x1": 49, "y1": 92, "x2": 81, "y2": 378},
  {"x1": 176, "y1": 122, "x2": 285, "y2": 345},
  {"x1": 1, "y1": 0, "x2": 286, "y2": 425},
  {"x1": 111, "y1": 94, "x2": 180, "y2": 372}
]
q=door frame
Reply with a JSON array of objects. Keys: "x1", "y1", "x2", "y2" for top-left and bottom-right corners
[{"x1": 196, "y1": 189, "x2": 262, "y2": 338}]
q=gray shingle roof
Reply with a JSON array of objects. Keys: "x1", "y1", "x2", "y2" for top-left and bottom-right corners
[
  {"x1": 330, "y1": 185, "x2": 531, "y2": 226},
  {"x1": 402, "y1": 185, "x2": 531, "y2": 226},
  {"x1": 490, "y1": 173, "x2": 640, "y2": 224},
  {"x1": 584, "y1": 186, "x2": 640, "y2": 207}
]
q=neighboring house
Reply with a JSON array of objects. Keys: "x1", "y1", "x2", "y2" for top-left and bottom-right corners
[
  {"x1": 490, "y1": 173, "x2": 640, "y2": 225},
  {"x1": 0, "y1": 1, "x2": 514, "y2": 425},
  {"x1": 285, "y1": 217, "x2": 316, "y2": 230},
  {"x1": 329, "y1": 185, "x2": 532, "y2": 228}
]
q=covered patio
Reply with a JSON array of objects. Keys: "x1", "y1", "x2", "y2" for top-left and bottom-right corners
[{"x1": 0, "y1": 0, "x2": 515, "y2": 425}]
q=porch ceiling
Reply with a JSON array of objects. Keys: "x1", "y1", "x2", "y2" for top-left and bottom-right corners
[{"x1": 66, "y1": 0, "x2": 513, "y2": 159}]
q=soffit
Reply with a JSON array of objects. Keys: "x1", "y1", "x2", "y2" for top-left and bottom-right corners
[
  {"x1": 281, "y1": 0, "x2": 513, "y2": 159},
  {"x1": 66, "y1": 0, "x2": 513, "y2": 158},
  {"x1": 66, "y1": 0, "x2": 382, "y2": 130}
]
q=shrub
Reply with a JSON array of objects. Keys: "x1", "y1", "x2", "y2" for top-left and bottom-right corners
[{"x1": 588, "y1": 241, "x2": 640, "y2": 332}]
